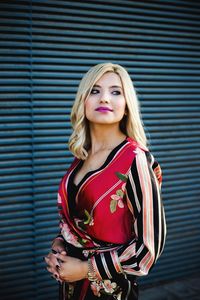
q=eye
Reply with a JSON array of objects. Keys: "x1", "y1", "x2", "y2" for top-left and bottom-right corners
[
  {"x1": 90, "y1": 88, "x2": 99, "y2": 94},
  {"x1": 112, "y1": 90, "x2": 121, "y2": 95}
]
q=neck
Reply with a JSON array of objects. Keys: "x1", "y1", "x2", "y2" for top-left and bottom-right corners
[{"x1": 89, "y1": 124, "x2": 126, "y2": 155}]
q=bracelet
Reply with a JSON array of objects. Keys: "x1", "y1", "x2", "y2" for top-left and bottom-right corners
[{"x1": 87, "y1": 258, "x2": 97, "y2": 282}]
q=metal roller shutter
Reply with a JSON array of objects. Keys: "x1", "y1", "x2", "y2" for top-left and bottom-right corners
[
  {"x1": 0, "y1": 0, "x2": 200, "y2": 299},
  {"x1": 0, "y1": 1, "x2": 35, "y2": 300}
]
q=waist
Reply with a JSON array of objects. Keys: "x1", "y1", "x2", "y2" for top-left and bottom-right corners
[
  {"x1": 65, "y1": 241, "x2": 123, "y2": 259},
  {"x1": 82, "y1": 244, "x2": 122, "y2": 258}
]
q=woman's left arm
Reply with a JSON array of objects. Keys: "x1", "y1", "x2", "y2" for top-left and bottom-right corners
[{"x1": 89, "y1": 148, "x2": 166, "y2": 280}]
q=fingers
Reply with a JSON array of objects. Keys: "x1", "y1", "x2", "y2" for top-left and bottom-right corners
[
  {"x1": 51, "y1": 274, "x2": 63, "y2": 283},
  {"x1": 44, "y1": 255, "x2": 61, "y2": 280},
  {"x1": 55, "y1": 253, "x2": 68, "y2": 262},
  {"x1": 44, "y1": 256, "x2": 55, "y2": 268},
  {"x1": 53, "y1": 246, "x2": 67, "y2": 254},
  {"x1": 48, "y1": 268, "x2": 63, "y2": 283},
  {"x1": 46, "y1": 266, "x2": 57, "y2": 275},
  {"x1": 45, "y1": 252, "x2": 64, "y2": 283},
  {"x1": 52, "y1": 248, "x2": 67, "y2": 256},
  {"x1": 45, "y1": 253, "x2": 60, "y2": 268},
  {"x1": 46, "y1": 264, "x2": 61, "y2": 281}
]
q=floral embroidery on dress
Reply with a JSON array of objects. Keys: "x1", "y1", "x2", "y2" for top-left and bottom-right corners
[
  {"x1": 84, "y1": 209, "x2": 94, "y2": 226},
  {"x1": 74, "y1": 210, "x2": 94, "y2": 231},
  {"x1": 90, "y1": 279, "x2": 119, "y2": 297},
  {"x1": 60, "y1": 222, "x2": 83, "y2": 247},
  {"x1": 110, "y1": 172, "x2": 128, "y2": 213},
  {"x1": 102, "y1": 280, "x2": 117, "y2": 294},
  {"x1": 61, "y1": 219, "x2": 97, "y2": 247}
]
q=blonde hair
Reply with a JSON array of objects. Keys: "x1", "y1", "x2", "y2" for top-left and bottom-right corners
[{"x1": 69, "y1": 62, "x2": 147, "y2": 159}]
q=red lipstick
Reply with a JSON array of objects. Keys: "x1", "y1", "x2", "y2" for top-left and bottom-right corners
[{"x1": 95, "y1": 106, "x2": 113, "y2": 112}]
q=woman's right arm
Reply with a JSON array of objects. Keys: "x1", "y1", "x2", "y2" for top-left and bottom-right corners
[{"x1": 88, "y1": 149, "x2": 166, "y2": 280}]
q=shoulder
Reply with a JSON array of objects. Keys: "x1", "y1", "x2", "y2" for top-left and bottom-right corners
[
  {"x1": 127, "y1": 140, "x2": 162, "y2": 185},
  {"x1": 126, "y1": 137, "x2": 149, "y2": 153},
  {"x1": 126, "y1": 137, "x2": 159, "y2": 168}
]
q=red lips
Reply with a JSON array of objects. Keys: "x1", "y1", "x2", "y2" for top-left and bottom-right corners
[{"x1": 95, "y1": 106, "x2": 113, "y2": 112}]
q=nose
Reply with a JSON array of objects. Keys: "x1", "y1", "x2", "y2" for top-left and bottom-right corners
[
  {"x1": 99, "y1": 90, "x2": 110, "y2": 104},
  {"x1": 100, "y1": 98, "x2": 109, "y2": 104}
]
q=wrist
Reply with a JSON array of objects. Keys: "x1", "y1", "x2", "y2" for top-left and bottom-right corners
[{"x1": 81, "y1": 261, "x2": 89, "y2": 279}]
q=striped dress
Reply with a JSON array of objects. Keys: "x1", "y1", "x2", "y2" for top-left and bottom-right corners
[{"x1": 54, "y1": 137, "x2": 166, "y2": 300}]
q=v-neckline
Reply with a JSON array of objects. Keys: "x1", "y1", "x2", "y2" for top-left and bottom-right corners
[{"x1": 71, "y1": 137, "x2": 128, "y2": 189}]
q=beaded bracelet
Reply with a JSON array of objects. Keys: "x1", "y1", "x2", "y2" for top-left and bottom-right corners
[{"x1": 87, "y1": 258, "x2": 97, "y2": 281}]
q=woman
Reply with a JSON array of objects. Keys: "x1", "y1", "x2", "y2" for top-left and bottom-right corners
[{"x1": 45, "y1": 62, "x2": 166, "y2": 300}]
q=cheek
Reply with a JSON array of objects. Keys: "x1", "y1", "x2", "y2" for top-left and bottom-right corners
[
  {"x1": 114, "y1": 98, "x2": 126, "y2": 112},
  {"x1": 84, "y1": 98, "x2": 94, "y2": 117},
  {"x1": 85, "y1": 98, "x2": 92, "y2": 110}
]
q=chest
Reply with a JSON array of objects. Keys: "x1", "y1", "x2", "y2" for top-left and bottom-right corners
[{"x1": 73, "y1": 150, "x2": 112, "y2": 186}]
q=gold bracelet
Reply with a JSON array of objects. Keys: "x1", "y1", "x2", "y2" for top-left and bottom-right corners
[{"x1": 87, "y1": 258, "x2": 97, "y2": 281}]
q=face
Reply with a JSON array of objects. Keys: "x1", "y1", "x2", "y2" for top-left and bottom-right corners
[{"x1": 85, "y1": 72, "x2": 126, "y2": 127}]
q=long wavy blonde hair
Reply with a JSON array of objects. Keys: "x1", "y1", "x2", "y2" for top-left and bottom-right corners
[{"x1": 69, "y1": 62, "x2": 147, "y2": 160}]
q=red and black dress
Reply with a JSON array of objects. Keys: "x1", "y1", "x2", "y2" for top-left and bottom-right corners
[{"x1": 55, "y1": 137, "x2": 166, "y2": 300}]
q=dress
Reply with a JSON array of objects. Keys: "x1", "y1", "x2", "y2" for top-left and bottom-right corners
[{"x1": 55, "y1": 137, "x2": 166, "y2": 300}]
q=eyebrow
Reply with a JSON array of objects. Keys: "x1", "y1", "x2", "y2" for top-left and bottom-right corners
[{"x1": 93, "y1": 84, "x2": 122, "y2": 89}]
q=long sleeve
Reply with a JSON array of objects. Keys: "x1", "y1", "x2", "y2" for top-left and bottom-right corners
[
  {"x1": 51, "y1": 181, "x2": 67, "y2": 247},
  {"x1": 91, "y1": 148, "x2": 166, "y2": 279}
]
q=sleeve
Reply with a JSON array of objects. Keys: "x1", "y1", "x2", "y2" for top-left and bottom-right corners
[
  {"x1": 51, "y1": 192, "x2": 65, "y2": 247},
  {"x1": 51, "y1": 178, "x2": 67, "y2": 248},
  {"x1": 90, "y1": 148, "x2": 166, "y2": 280}
]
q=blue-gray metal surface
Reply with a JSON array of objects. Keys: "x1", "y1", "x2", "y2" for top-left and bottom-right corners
[{"x1": 0, "y1": 0, "x2": 200, "y2": 299}]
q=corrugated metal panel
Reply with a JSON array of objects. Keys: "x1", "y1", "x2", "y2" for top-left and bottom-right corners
[
  {"x1": 0, "y1": 0, "x2": 200, "y2": 299},
  {"x1": 0, "y1": 1, "x2": 35, "y2": 300}
]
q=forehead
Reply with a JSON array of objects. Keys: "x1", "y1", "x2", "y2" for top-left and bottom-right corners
[{"x1": 94, "y1": 72, "x2": 122, "y2": 86}]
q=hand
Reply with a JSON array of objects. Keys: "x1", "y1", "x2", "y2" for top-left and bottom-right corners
[
  {"x1": 51, "y1": 238, "x2": 66, "y2": 254},
  {"x1": 55, "y1": 253, "x2": 88, "y2": 283},
  {"x1": 45, "y1": 238, "x2": 67, "y2": 282}
]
